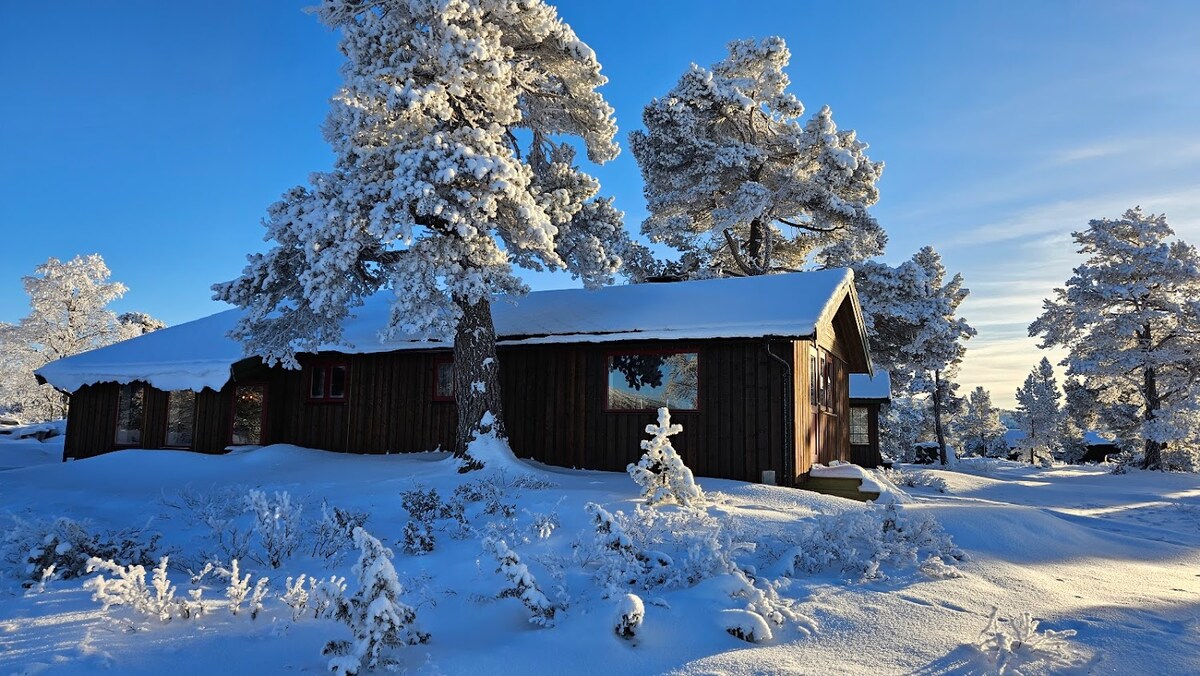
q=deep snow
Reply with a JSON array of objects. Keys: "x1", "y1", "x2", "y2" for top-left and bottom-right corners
[{"x1": 0, "y1": 439, "x2": 1197, "y2": 675}]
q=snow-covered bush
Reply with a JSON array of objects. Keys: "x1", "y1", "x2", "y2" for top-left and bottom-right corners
[
  {"x1": 2, "y1": 515, "x2": 160, "y2": 586},
  {"x1": 400, "y1": 486, "x2": 472, "y2": 553},
  {"x1": 613, "y1": 593, "x2": 644, "y2": 640},
  {"x1": 246, "y1": 489, "x2": 303, "y2": 568},
  {"x1": 884, "y1": 468, "x2": 948, "y2": 493},
  {"x1": 483, "y1": 537, "x2": 557, "y2": 627},
  {"x1": 583, "y1": 503, "x2": 672, "y2": 595},
  {"x1": 161, "y1": 486, "x2": 253, "y2": 566},
  {"x1": 311, "y1": 501, "x2": 368, "y2": 565},
  {"x1": 782, "y1": 503, "x2": 962, "y2": 581},
  {"x1": 719, "y1": 568, "x2": 806, "y2": 632},
  {"x1": 323, "y1": 527, "x2": 429, "y2": 676},
  {"x1": 627, "y1": 407, "x2": 703, "y2": 508},
  {"x1": 975, "y1": 607, "x2": 1081, "y2": 674},
  {"x1": 216, "y1": 558, "x2": 256, "y2": 617},
  {"x1": 719, "y1": 608, "x2": 772, "y2": 643},
  {"x1": 402, "y1": 521, "x2": 436, "y2": 556},
  {"x1": 84, "y1": 556, "x2": 180, "y2": 623}
]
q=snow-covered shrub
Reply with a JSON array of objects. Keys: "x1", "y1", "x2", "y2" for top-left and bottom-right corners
[
  {"x1": 323, "y1": 527, "x2": 428, "y2": 676},
  {"x1": 627, "y1": 407, "x2": 704, "y2": 508},
  {"x1": 527, "y1": 508, "x2": 560, "y2": 540},
  {"x1": 719, "y1": 568, "x2": 806, "y2": 631},
  {"x1": 400, "y1": 486, "x2": 472, "y2": 553},
  {"x1": 483, "y1": 537, "x2": 557, "y2": 627},
  {"x1": 2, "y1": 515, "x2": 160, "y2": 586},
  {"x1": 719, "y1": 608, "x2": 772, "y2": 643},
  {"x1": 216, "y1": 558, "x2": 255, "y2": 616},
  {"x1": 402, "y1": 520, "x2": 436, "y2": 556},
  {"x1": 84, "y1": 556, "x2": 188, "y2": 623},
  {"x1": 161, "y1": 486, "x2": 252, "y2": 566},
  {"x1": 975, "y1": 607, "x2": 1081, "y2": 674},
  {"x1": 583, "y1": 503, "x2": 672, "y2": 595},
  {"x1": 884, "y1": 468, "x2": 948, "y2": 493},
  {"x1": 782, "y1": 503, "x2": 963, "y2": 582},
  {"x1": 613, "y1": 593, "x2": 644, "y2": 640},
  {"x1": 246, "y1": 489, "x2": 303, "y2": 568},
  {"x1": 311, "y1": 501, "x2": 368, "y2": 565}
]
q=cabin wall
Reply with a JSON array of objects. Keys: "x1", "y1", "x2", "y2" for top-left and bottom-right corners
[{"x1": 849, "y1": 401, "x2": 883, "y2": 467}]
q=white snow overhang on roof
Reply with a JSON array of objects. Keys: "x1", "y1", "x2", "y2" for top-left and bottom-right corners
[{"x1": 36, "y1": 269, "x2": 859, "y2": 393}]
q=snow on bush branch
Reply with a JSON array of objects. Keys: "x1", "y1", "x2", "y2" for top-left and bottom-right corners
[{"x1": 628, "y1": 407, "x2": 704, "y2": 507}]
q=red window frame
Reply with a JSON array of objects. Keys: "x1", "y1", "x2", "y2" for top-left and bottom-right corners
[
  {"x1": 432, "y1": 354, "x2": 454, "y2": 402},
  {"x1": 162, "y1": 389, "x2": 197, "y2": 449},
  {"x1": 229, "y1": 383, "x2": 269, "y2": 446},
  {"x1": 307, "y1": 361, "x2": 349, "y2": 403},
  {"x1": 112, "y1": 382, "x2": 145, "y2": 447},
  {"x1": 603, "y1": 348, "x2": 700, "y2": 413}
]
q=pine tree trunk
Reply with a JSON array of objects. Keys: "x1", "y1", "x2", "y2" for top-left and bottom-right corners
[
  {"x1": 1142, "y1": 364, "x2": 1163, "y2": 470},
  {"x1": 933, "y1": 370, "x2": 948, "y2": 465},
  {"x1": 452, "y1": 294, "x2": 507, "y2": 470}
]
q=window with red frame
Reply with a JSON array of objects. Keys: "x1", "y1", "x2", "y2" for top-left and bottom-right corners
[
  {"x1": 308, "y1": 362, "x2": 348, "y2": 402},
  {"x1": 433, "y1": 355, "x2": 454, "y2": 401},
  {"x1": 606, "y1": 350, "x2": 699, "y2": 411}
]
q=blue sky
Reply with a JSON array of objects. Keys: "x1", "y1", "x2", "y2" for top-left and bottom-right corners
[{"x1": 2, "y1": 0, "x2": 1198, "y2": 407}]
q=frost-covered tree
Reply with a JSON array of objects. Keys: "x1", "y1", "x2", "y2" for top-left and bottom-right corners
[
  {"x1": 627, "y1": 407, "x2": 703, "y2": 507},
  {"x1": 956, "y1": 387, "x2": 1008, "y2": 458},
  {"x1": 1014, "y1": 358, "x2": 1062, "y2": 465},
  {"x1": 0, "y1": 254, "x2": 162, "y2": 421},
  {"x1": 214, "y1": 0, "x2": 636, "y2": 467},
  {"x1": 629, "y1": 36, "x2": 884, "y2": 278},
  {"x1": 1029, "y1": 208, "x2": 1200, "y2": 470},
  {"x1": 855, "y1": 247, "x2": 974, "y2": 464},
  {"x1": 879, "y1": 394, "x2": 930, "y2": 463}
]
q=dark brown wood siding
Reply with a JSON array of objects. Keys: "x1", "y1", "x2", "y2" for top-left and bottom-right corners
[{"x1": 849, "y1": 401, "x2": 883, "y2": 467}]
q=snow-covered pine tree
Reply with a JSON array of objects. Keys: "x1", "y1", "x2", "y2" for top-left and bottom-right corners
[
  {"x1": 879, "y1": 394, "x2": 930, "y2": 463},
  {"x1": 956, "y1": 387, "x2": 1008, "y2": 458},
  {"x1": 0, "y1": 254, "x2": 162, "y2": 421},
  {"x1": 1029, "y1": 208, "x2": 1200, "y2": 470},
  {"x1": 627, "y1": 407, "x2": 703, "y2": 507},
  {"x1": 324, "y1": 527, "x2": 428, "y2": 675},
  {"x1": 1014, "y1": 358, "x2": 1062, "y2": 465},
  {"x1": 629, "y1": 36, "x2": 884, "y2": 278},
  {"x1": 213, "y1": 0, "x2": 638, "y2": 467},
  {"x1": 855, "y1": 247, "x2": 975, "y2": 464}
]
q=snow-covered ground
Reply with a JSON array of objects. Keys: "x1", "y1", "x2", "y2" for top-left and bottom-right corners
[{"x1": 0, "y1": 440, "x2": 1197, "y2": 675}]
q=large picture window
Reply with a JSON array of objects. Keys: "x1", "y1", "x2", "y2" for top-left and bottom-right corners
[
  {"x1": 231, "y1": 384, "x2": 266, "y2": 445},
  {"x1": 606, "y1": 351, "x2": 698, "y2": 411},
  {"x1": 114, "y1": 383, "x2": 144, "y2": 446},
  {"x1": 308, "y1": 362, "x2": 348, "y2": 402},
  {"x1": 165, "y1": 390, "x2": 196, "y2": 448}
]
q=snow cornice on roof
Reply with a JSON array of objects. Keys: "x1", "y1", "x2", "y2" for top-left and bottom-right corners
[{"x1": 36, "y1": 269, "x2": 862, "y2": 393}]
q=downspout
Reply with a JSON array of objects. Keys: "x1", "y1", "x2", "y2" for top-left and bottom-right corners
[{"x1": 763, "y1": 339, "x2": 792, "y2": 486}]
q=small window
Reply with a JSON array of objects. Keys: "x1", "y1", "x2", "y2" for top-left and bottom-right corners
[
  {"x1": 850, "y1": 407, "x2": 870, "y2": 446},
  {"x1": 165, "y1": 390, "x2": 196, "y2": 447},
  {"x1": 606, "y1": 351, "x2": 698, "y2": 411},
  {"x1": 308, "y1": 363, "x2": 348, "y2": 402},
  {"x1": 231, "y1": 384, "x2": 266, "y2": 445},
  {"x1": 433, "y1": 356, "x2": 454, "y2": 401},
  {"x1": 114, "y1": 383, "x2": 144, "y2": 445}
]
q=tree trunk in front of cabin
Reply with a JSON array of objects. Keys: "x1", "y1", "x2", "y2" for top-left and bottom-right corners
[
  {"x1": 1142, "y1": 362, "x2": 1163, "y2": 470},
  {"x1": 452, "y1": 294, "x2": 508, "y2": 471},
  {"x1": 933, "y1": 370, "x2": 948, "y2": 465}
]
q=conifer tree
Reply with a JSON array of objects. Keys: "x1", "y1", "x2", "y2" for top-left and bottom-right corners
[
  {"x1": 214, "y1": 0, "x2": 635, "y2": 466},
  {"x1": 956, "y1": 387, "x2": 1008, "y2": 457},
  {"x1": 1030, "y1": 208, "x2": 1200, "y2": 470},
  {"x1": 1014, "y1": 358, "x2": 1062, "y2": 465}
]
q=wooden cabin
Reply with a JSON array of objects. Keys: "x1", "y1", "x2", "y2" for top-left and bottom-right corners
[
  {"x1": 37, "y1": 271, "x2": 873, "y2": 488},
  {"x1": 848, "y1": 370, "x2": 890, "y2": 467}
]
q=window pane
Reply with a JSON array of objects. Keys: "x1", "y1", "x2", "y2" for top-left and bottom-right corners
[
  {"x1": 435, "y1": 361, "x2": 454, "y2": 399},
  {"x1": 607, "y1": 352, "x2": 698, "y2": 410},
  {"x1": 166, "y1": 390, "x2": 196, "y2": 447},
  {"x1": 310, "y1": 366, "x2": 325, "y2": 398},
  {"x1": 850, "y1": 407, "x2": 870, "y2": 445},
  {"x1": 329, "y1": 365, "x2": 346, "y2": 398},
  {"x1": 232, "y1": 385, "x2": 265, "y2": 445},
  {"x1": 114, "y1": 383, "x2": 144, "y2": 445}
]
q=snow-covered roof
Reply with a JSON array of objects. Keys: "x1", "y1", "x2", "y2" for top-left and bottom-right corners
[
  {"x1": 850, "y1": 370, "x2": 890, "y2": 401},
  {"x1": 37, "y1": 269, "x2": 864, "y2": 393}
]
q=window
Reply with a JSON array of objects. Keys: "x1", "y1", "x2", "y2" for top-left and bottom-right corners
[
  {"x1": 850, "y1": 407, "x2": 870, "y2": 446},
  {"x1": 308, "y1": 363, "x2": 348, "y2": 402},
  {"x1": 114, "y1": 383, "x2": 144, "y2": 446},
  {"x1": 606, "y1": 351, "x2": 698, "y2": 411},
  {"x1": 165, "y1": 390, "x2": 196, "y2": 447},
  {"x1": 231, "y1": 384, "x2": 266, "y2": 445},
  {"x1": 433, "y1": 356, "x2": 454, "y2": 401}
]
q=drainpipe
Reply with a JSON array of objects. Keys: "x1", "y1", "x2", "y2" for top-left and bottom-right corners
[{"x1": 763, "y1": 339, "x2": 792, "y2": 486}]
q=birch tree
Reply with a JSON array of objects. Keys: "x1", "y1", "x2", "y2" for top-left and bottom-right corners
[
  {"x1": 1029, "y1": 207, "x2": 1200, "y2": 470},
  {"x1": 214, "y1": 0, "x2": 634, "y2": 467}
]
